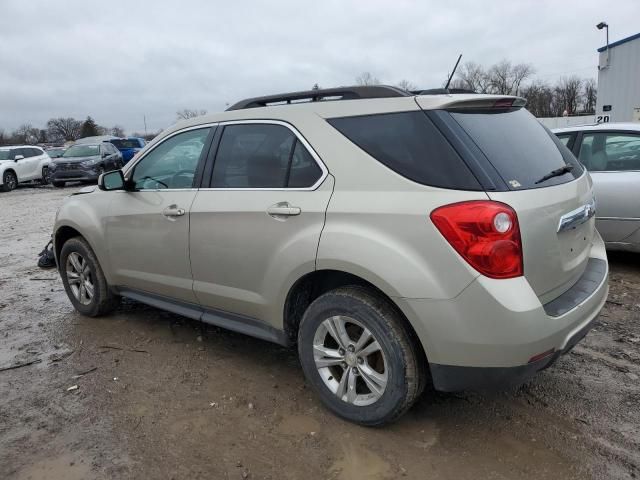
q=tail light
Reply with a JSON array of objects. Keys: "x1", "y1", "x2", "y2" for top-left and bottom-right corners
[{"x1": 430, "y1": 201, "x2": 523, "y2": 279}]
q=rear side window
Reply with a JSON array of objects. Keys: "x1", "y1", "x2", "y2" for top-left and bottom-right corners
[
  {"x1": 211, "y1": 124, "x2": 322, "y2": 188},
  {"x1": 328, "y1": 111, "x2": 481, "y2": 190},
  {"x1": 578, "y1": 132, "x2": 640, "y2": 172},
  {"x1": 449, "y1": 108, "x2": 582, "y2": 189}
]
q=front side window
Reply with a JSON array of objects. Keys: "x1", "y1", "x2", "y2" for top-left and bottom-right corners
[
  {"x1": 131, "y1": 127, "x2": 210, "y2": 189},
  {"x1": 578, "y1": 132, "x2": 640, "y2": 172},
  {"x1": 211, "y1": 123, "x2": 321, "y2": 188}
]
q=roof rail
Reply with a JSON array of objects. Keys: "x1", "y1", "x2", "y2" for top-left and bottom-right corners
[
  {"x1": 226, "y1": 85, "x2": 410, "y2": 111},
  {"x1": 415, "y1": 88, "x2": 477, "y2": 95}
]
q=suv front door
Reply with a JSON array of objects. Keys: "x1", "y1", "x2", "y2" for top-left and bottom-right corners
[
  {"x1": 189, "y1": 122, "x2": 333, "y2": 334},
  {"x1": 105, "y1": 126, "x2": 215, "y2": 302},
  {"x1": 12, "y1": 148, "x2": 37, "y2": 181}
]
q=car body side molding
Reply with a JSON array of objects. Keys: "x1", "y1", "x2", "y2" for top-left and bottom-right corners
[{"x1": 117, "y1": 287, "x2": 289, "y2": 346}]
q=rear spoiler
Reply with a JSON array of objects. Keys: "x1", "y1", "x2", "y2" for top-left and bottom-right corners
[{"x1": 441, "y1": 96, "x2": 527, "y2": 111}]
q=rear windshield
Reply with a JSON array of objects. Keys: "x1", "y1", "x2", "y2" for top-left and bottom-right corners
[
  {"x1": 0, "y1": 150, "x2": 10, "y2": 160},
  {"x1": 449, "y1": 108, "x2": 582, "y2": 189},
  {"x1": 328, "y1": 111, "x2": 481, "y2": 190},
  {"x1": 111, "y1": 139, "x2": 142, "y2": 149}
]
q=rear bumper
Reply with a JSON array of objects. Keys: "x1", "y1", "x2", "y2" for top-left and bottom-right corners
[
  {"x1": 395, "y1": 232, "x2": 609, "y2": 391},
  {"x1": 429, "y1": 313, "x2": 598, "y2": 391}
]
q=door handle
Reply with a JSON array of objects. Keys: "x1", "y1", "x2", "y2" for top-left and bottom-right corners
[
  {"x1": 162, "y1": 204, "x2": 186, "y2": 217},
  {"x1": 267, "y1": 202, "x2": 301, "y2": 217}
]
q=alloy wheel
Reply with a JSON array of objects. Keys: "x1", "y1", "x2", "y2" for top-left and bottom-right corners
[
  {"x1": 313, "y1": 315, "x2": 388, "y2": 406},
  {"x1": 6, "y1": 172, "x2": 17, "y2": 190},
  {"x1": 65, "y1": 252, "x2": 94, "y2": 305}
]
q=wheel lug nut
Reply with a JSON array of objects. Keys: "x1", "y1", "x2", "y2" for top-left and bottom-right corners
[
  {"x1": 341, "y1": 362, "x2": 347, "y2": 368},
  {"x1": 348, "y1": 345, "x2": 355, "y2": 353},
  {"x1": 338, "y1": 348, "x2": 345, "y2": 356},
  {"x1": 357, "y1": 357, "x2": 364, "y2": 364},
  {"x1": 352, "y1": 367, "x2": 358, "y2": 374}
]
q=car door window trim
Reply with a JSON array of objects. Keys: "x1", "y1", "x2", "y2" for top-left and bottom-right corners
[
  {"x1": 200, "y1": 119, "x2": 328, "y2": 191},
  {"x1": 122, "y1": 124, "x2": 217, "y2": 192}
]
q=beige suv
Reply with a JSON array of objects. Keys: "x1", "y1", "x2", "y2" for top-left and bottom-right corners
[{"x1": 53, "y1": 86, "x2": 609, "y2": 425}]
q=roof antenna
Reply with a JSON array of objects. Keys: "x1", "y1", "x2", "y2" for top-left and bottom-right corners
[{"x1": 444, "y1": 54, "x2": 463, "y2": 93}]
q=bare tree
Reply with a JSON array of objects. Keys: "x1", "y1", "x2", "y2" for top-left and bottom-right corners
[
  {"x1": 46, "y1": 117, "x2": 82, "y2": 141},
  {"x1": 487, "y1": 60, "x2": 534, "y2": 95},
  {"x1": 396, "y1": 79, "x2": 418, "y2": 92},
  {"x1": 14, "y1": 123, "x2": 39, "y2": 144},
  {"x1": 355, "y1": 72, "x2": 380, "y2": 86},
  {"x1": 311, "y1": 83, "x2": 321, "y2": 90},
  {"x1": 111, "y1": 125, "x2": 126, "y2": 137},
  {"x1": 521, "y1": 81, "x2": 554, "y2": 117},
  {"x1": 454, "y1": 62, "x2": 491, "y2": 93},
  {"x1": 176, "y1": 109, "x2": 207, "y2": 121},
  {"x1": 582, "y1": 78, "x2": 597, "y2": 114},
  {"x1": 555, "y1": 76, "x2": 583, "y2": 115}
]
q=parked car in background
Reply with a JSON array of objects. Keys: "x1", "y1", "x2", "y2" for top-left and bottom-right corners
[
  {"x1": 0, "y1": 146, "x2": 52, "y2": 191},
  {"x1": 109, "y1": 137, "x2": 146, "y2": 164},
  {"x1": 46, "y1": 147, "x2": 66, "y2": 158},
  {"x1": 53, "y1": 86, "x2": 608, "y2": 425},
  {"x1": 553, "y1": 123, "x2": 640, "y2": 252},
  {"x1": 49, "y1": 142, "x2": 123, "y2": 188}
]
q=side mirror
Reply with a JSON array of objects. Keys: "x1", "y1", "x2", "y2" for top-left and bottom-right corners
[
  {"x1": 14, "y1": 155, "x2": 24, "y2": 161},
  {"x1": 102, "y1": 152, "x2": 109, "y2": 158},
  {"x1": 98, "y1": 169, "x2": 126, "y2": 191}
]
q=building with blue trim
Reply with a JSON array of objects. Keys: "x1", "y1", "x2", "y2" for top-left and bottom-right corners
[{"x1": 596, "y1": 31, "x2": 640, "y2": 122}]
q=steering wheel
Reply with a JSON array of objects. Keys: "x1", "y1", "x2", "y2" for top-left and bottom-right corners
[{"x1": 170, "y1": 169, "x2": 195, "y2": 188}]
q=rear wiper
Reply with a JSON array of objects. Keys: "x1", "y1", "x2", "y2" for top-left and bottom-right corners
[{"x1": 534, "y1": 164, "x2": 574, "y2": 184}]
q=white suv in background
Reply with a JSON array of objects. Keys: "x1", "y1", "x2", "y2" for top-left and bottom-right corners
[{"x1": 0, "y1": 146, "x2": 52, "y2": 191}]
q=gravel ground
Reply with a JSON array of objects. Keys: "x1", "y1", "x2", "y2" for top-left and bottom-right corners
[{"x1": 0, "y1": 184, "x2": 638, "y2": 480}]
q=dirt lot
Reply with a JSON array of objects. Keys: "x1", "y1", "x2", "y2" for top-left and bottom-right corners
[{"x1": 0, "y1": 185, "x2": 638, "y2": 480}]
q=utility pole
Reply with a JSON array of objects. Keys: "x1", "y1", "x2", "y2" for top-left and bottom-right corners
[
  {"x1": 143, "y1": 115, "x2": 148, "y2": 136},
  {"x1": 597, "y1": 22, "x2": 610, "y2": 69}
]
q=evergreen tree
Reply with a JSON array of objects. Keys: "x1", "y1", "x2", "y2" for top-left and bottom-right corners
[{"x1": 80, "y1": 116, "x2": 99, "y2": 138}]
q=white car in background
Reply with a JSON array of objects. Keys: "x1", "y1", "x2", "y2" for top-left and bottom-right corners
[
  {"x1": 0, "y1": 146, "x2": 52, "y2": 191},
  {"x1": 553, "y1": 123, "x2": 640, "y2": 252}
]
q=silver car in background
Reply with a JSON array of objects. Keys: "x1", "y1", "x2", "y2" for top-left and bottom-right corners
[{"x1": 554, "y1": 123, "x2": 640, "y2": 252}]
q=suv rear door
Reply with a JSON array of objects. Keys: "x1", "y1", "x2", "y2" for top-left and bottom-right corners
[
  {"x1": 418, "y1": 98, "x2": 594, "y2": 304},
  {"x1": 189, "y1": 121, "x2": 333, "y2": 332}
]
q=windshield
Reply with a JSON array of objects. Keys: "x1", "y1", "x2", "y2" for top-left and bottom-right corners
[
  {"x1": 0, "y1": 150, "x2": 11, "y2": 160},
  {"x1": 47, "y1": 149, "x2": 65, "y2": 158},
  {"x1": 111, "y1": 139, "x2": 142, "y2": 149},
  {"x1": 63, "y1": 145, "x2": 100, "y2": 157},
  {"x1": 449, "y1": 108, "x2": 583, "y2": 189}
]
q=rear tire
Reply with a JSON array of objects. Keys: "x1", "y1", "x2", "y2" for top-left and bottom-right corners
[
  {"x1": 52, "y1": 181, "x2": 65, "y2": 188},
  {"x1": 298, "y1": 286, "x2": 424, "y2": 426},
  {"x1": 59, "y1": 237, "x2": 119, "y2": 316},
  {"x1": 1, "y1": 171, "x2": 17, "y2": 192},
  {"x1": 41, "y1": 166, "x2": 50, "y2": 185}
]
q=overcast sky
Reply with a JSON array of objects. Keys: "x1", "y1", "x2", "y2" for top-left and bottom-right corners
[{"x1": 1, "y1": 0, "x2": 638, "y2": 134}]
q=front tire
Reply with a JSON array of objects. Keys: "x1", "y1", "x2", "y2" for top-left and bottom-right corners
[
  {"x1": 298, "y1": 286, "x2": 424, "y2": 426},
  {"x1": 59, "y1": 237, "x2": 119, "y2": 316},
  {"x1": 52, "y1": 180, "x2": 65, "y2": 188},
  {"x1": 1, "y1": 171, "x2": 17, "y2": 192}
]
